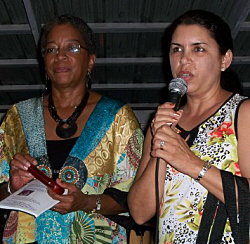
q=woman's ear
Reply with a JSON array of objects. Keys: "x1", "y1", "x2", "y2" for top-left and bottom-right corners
[
  {"x1": 221, "y1": 49, "x2": 233, "y2": 71},
  {"x1": 88, "y1": 54, "x2": 96, "y2": 72}
]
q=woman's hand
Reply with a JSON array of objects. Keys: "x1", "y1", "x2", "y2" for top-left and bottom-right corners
[
  {"x1": 9, "y1": 153, "x2": 36, "y2": 193},
  {"x1": 151, "y1": 102, "x2": 183, "y2": 136},
  {"x1": 151, "y1": 124, "x2": 202, "y2": 176},
  {"x1": 48, "y1": 179, "x2": 92, "y2": 215}
]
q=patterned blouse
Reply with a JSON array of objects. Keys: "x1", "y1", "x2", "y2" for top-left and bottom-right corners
[
  {"x1": 159, "y1": 93, "x2": 247, "y2": 244},
  {"x1": 0, "y1": 96, "x2": 144, "y2": 244}
]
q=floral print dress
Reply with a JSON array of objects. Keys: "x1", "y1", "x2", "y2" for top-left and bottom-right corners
[{"x1": 159, "y1": 93, "x2": 247, "y2": 244}]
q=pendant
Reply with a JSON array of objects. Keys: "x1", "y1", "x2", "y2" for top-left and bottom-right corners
[{"x1": 56, "y1": 121, "x2": 77, "y2": 139}]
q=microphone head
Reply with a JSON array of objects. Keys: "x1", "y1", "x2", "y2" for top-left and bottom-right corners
[{"x1": 168, "y1": 78, "x2": 187, "y2": 97}]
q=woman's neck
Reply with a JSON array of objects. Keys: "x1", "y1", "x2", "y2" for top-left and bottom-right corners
[{"x1": 179, "y1": 89, "x2": 233, "y2": 130}]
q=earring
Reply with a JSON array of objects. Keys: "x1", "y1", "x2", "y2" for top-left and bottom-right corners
[
  {"x1": 45, "y1": 73, "x2": 49, "y2": 91},
  {"x1": 87, "y1": 72, "x2": 92, "y2": 90},
  {"x1": 221, "y1": 63, "x2": 226, "y2": 71},
  {"x1": 43, "y1": 73, "x2": 51, "y2": 95},
  {"x1": 221, "y1": 60, "x2": 226, "y2": 72}
]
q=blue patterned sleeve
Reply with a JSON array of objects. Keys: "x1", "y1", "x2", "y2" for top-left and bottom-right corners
[{"x1": 0, "y1": 128, "x2": 10, "y2": 183}]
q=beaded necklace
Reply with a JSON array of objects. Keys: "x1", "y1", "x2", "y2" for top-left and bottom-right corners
[{"x1": 48, "y1": 90, "x2": 90, "y2": 139}]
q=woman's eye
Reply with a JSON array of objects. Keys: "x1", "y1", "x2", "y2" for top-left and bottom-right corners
[
  {"x1": 194, "y1": 46, "x2": 205, "y2": 52},
  {"x1": 172, "y1": 47, "x2": 182, "y2": 52},
  {"x1": 68, "y1": 45, "x2": 79, "y2": 52},
  {"x1": 46, "y1": 48, "x2": 57, "y2": 54}
]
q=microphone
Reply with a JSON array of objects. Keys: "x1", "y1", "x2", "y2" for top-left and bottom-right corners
[
  {"x1": 154, "y1": 78, "x2": 187, "y2": 244},
  {"x1": 168, "y1": 78, "x2": 187, "y2": 111}
]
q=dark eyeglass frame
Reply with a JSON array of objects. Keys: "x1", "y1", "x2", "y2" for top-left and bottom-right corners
[{"x1": 41, "y1": 44, "x2": 88, "y2": 57}]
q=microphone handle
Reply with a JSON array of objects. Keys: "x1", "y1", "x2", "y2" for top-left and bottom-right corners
[{"x1": 168, "y1": 91, "x2": 182, "y2": 111}]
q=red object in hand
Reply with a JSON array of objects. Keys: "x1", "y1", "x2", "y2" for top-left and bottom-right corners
[{"x1": 28, "y1": 164, "x2": 64, "y2": 195}]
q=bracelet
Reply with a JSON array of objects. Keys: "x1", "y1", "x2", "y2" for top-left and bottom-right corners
[
  {"x1": 195, "y1": 162, "x2": 211, "y2": 182},
  {"x1": 7, "y1": 181, "x2": 13, "y2": 194},
  {"x1": 88, "y1": 195, "x2": 101, "y2": 214}
]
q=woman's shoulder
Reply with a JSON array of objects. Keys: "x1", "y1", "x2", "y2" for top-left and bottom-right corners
[
  {"x1": 222, "y1": 93, "x2": 248, "y2": 111},
  {"x1": 16, "y1": 96, "x2": 42, "y2": 107},
  {"x1": 235, "y1": 95, "x2": 250, "y2": 113},
  {"x1": 230, "y1": 93, "x2": 248, "y2": 103},
  {"x1": 97, "y1": 95, "x2": 140, "y2": 127},
  {"x1": 89, "y1": 91, "x2": 124, "y2": 106},
  {"x1": 101, "y1": 95, "x2": 125, "y2": 106},
  {"x1": 94, "y1": 93, "x2": 126, "y2": 111}
]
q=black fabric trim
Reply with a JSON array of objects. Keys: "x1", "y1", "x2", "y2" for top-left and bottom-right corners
[
  {"x1": 103, "y1": 188, "x2": 156, "y2": 235},
  {"x1": 196, "y1": 171, "x2": 249, "y2": 244},
  {"x1": 103, "y1": 188, "x2": 136, "y2": 230},
  {"x1": 234, "y1": 98, "x2": 248, "y2": 139},
  {"x1": 236, "y1": 176, "x2": 250, "y2": 244},
  {"x1": 221, "y1": 170, "x2": 250, "y2": 244},
  {"x1": 103, "y1": 188, "x2": 128, "y2": 210},
  {"x1": 209, "y1": 200, "x2": 227, "y2": 244},
  {"x1": 221, "y1": 171, "x2": 238, "y2": 242},
  {"x1": 46, "y1": 138, "x2": 78, "y2": 180},
  {"x1": 196, "y1": 192, "x2": 218, "y2": 243},
  {"x1": 177, "y1": 93, "x2": 235, "y2": 145}
]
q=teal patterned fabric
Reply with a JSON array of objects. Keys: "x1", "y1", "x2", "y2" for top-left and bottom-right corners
[{"x1": 12, "y1": 95, "x2": 143, "y2": 244}]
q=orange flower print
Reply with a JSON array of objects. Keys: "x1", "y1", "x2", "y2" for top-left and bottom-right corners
[
  {"x1": 171, "y1": 167, "x2": 179, "y2": 175},
  {"x1": 210, "y1": 121, "x2": 233, "y2": 139},
  {"x1": 233, "y1": 162, "x2": 241, "y2": 176}
]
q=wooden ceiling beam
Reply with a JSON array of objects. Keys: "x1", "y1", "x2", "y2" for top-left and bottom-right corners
[
  {"x1": 1, "y1": 56, "x2": 250, "y2": 67},
  {"x1": 0, "y1": 22, "x2": 170, "y2": 35},
  {"x1": 2, "y1": 20, "x2": 250, "y2": 36},
  {"x1": 228, "y1": 0, "x2": 250, "y2": 38},
  {"x1": 1, "y1": 82, "x2": 250, "y2": 92},
  {"x1": 23, "y1": 0, "x2": 40, "y2": 45},
  {"x1": 0, "y1": 24, "x2": 31, "y2": 34}
]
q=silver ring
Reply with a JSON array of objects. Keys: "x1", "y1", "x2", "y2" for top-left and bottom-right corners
[{"x1": 160, "y1": 140, "x2": 165, "y2": 150}]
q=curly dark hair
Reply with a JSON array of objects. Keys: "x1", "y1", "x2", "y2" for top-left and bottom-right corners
[
  {"x1": 40, "y1": 14, "x2": 96, "y2": 55},
  {"x1": 162, "y1": 9, "x2": 242, "y2": 94}
]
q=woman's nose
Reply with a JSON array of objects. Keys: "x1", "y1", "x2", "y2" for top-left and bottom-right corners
[
  {"x1": 55, "y1": 48, "x2": 68, "y2": 60},
  {"x1": 180, "y1": 51, "x2": 192, "y2": 65}
]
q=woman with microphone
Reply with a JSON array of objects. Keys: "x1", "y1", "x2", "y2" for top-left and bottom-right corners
[{"x1": 128, "y1": 9, "x2": 250, "y2": 244}]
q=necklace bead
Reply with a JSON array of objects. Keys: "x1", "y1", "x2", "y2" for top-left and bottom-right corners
[{"x1": 48, "y1": 90, "x2": 90, "y2": 139}]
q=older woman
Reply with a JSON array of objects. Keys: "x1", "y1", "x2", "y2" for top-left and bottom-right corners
[
  {"x1": 0, "y1": 14, "x2": 143, "y2": 243},
  {"x1": 128, "y1": 10, "x2": 250, "y2": 244}
]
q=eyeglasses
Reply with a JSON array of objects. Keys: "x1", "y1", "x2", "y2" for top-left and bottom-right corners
[{"x1": 41, "y1": 43, "x2": 88, "y2": 57}]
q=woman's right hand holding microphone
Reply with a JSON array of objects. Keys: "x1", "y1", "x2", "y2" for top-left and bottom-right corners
[{"x1": 151, "y1": 102, "x2": 183, "y2": 136}]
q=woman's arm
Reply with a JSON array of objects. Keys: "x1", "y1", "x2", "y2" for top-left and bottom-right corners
[
  {"x1": 128, "y1": 128, "x2": 167, "y2": 225},
  {"x1": 48, "y1": 180, "x2": 128, "y2": 215},
  {"x1": 128, "y1": 102, "x2": 183, "y2": 224},
  {"x1": 235, "y1": 99, "x2": 250, "y2": 179}
]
